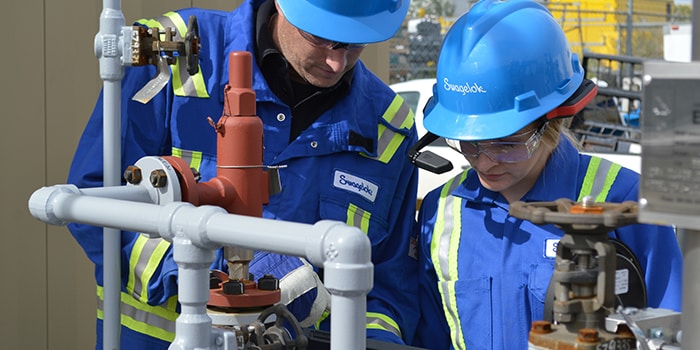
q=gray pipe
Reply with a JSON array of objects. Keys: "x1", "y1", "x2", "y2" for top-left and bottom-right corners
[
  {"x1": 29, "y1": 185, "x2": 373, "y2": 350},
  {"x1": 95, "y1": 0, "x2": 127, "y2": 347}
]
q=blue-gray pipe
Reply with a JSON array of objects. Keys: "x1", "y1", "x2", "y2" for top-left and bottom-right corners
[{"x1": 95, "y1": 0, "x2": 126, "y2": 348}]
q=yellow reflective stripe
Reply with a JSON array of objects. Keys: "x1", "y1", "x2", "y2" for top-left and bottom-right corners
[
  {"x1": 136, "y1": 14, "x2": 209, "y2": 98},
  {"x1": 312, "y1": 310, "x2": 401, "y2": 338},
  {"x1": 163, "y1": 11, "x2": 187, "y2": 37},
  {"x1": 375, "y1": 97, "x2": 413, "y2": 163},
  {"x1": 600, "y1": 164, "x2": 622, "y2": 201},
  {"x1": 163, "y1": 12, "x2": 209, "y2": 98},
  {"x1": 97, "y1": 286, "x2": 178, "y2": 342},
  {"x1": 127, "y1": 235, "x2": 171, "y2": 303},
  {"x1": 432, "y1": 170, "x2": 469, "y2": 350},
  {"x1": 126, "y1": 235, "x2": 147, "y2": 297},
  {"x1": 171, "y1": 64, "x2": 186, "y2": 95},
  {"x1": 346, "y1": 203, "x2": 371, "y2": 234},
  {"x1": 142, "y1": 240, "x2": 171, "y2": 302},
  {"x1": 135, "y1": 18, "x2": 160, "y2": 28},
  {"x1": 171, "y1": 147, "x2": 203, "y2": 172},
  {"x1": 366, "y1": 312, "x2": 401, "y2": 338},
  {"x1": 166, "y1": 294, "x2": 179, "y2": 311},
  {"x1": 579, "y1": 157, "x2": 601, "y2": 202},
  {"x1": 577, "y1": 157, "x2": 622, "y2": 202},
  {"x1": 190, "y1": 151, "x2": 203, "y2": 172},
  {"x1": 364, "y1": 95, "x2": 413, "y2": 164},
  {"x1": 314, "y1": 310, "x2": 331, "y2": 329}
]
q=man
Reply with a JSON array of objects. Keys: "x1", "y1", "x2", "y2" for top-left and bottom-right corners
[{"x1": 68, "y1": 0, "x2": 419, "y2": 348}]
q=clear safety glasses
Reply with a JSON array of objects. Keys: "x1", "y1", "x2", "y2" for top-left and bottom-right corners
[
  {"x1": 446, "y1": 123, "x2": 548, "y2": 163},
  {"x1": 296, "y1": 28, "x2": 368, "y2": 51}
]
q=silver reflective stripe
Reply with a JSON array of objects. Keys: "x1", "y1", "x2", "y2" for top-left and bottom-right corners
[
  {"x1": 154, "y1": 15, "x2": 194, "y2": 94},
  {"x1": 372, "y1": 96, "x2": 414, "y2": 163},
  {"x1": 586, "y1": 157, "x2": 611, "y2": 200},
  {"x1": 347, "y1": 203, "x2": 370, "y2": 234},
  {"x1": 578, "y1": 157, "x2": 621, "y2": 202},
  {"x1": 366, "y1": 315, "x2": 401, "y2": 338},
  {"x1": 176, "y1": 148, "x2": 196, "y2": 165},
  {"x1": 131, "y1": 238, "x2": 164, "y2": 300},
  {"x1": 97, "y1": 298, "x2": 175, "y2": 335},
  {"x1": 386, "y1": 101, "x2": 412, "y2": 130},
  {"x1": 432, "y1": 169, "x2": 470, "y2": 350},
  {"x1": 436, "y1": 173, "x2": 466, "y2": 281}
]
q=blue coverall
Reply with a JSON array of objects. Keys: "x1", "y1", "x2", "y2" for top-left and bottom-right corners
[
  {"x1": 412, "y1": 138, "x2": 682, "y2": 350},
  {"x1": 67, "y1": 1, "x2": 419, "y2": 348}
]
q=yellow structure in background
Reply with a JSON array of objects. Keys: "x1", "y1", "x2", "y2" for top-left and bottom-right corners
[{"x1": 546, "y1": 0, "x2": 672, "y2": 57}]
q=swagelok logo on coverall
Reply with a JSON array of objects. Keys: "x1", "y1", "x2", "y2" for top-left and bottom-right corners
[{"x1": 333, "y1": 170, "x2": 379, "y2": 202}]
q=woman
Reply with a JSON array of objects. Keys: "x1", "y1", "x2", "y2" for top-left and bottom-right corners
[{"x1": 412, "y1": 1, "x2": 683, "y2": 349}]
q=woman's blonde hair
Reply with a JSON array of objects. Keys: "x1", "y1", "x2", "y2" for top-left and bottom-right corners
[{"x1": 540, "y1": 118, "x2": 582, "y2": 154}]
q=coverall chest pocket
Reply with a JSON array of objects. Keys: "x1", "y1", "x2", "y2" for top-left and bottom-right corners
[
  {"x1": 453, "y1": 276, "x2": 493, "y2": 350},
  {"x1": 528, "y1": 263, "x2": 555, "y2": 322},
  {"x1": 319, "y1": 196, "x2": 389, "y2": 247}
]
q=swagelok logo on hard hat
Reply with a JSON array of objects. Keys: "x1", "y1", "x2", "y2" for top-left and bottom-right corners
[{"x1": 443, "y1": 78, "x2": 487, "y2": 95}]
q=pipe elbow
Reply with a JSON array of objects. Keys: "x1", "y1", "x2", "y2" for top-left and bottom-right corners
[
  {"x1": 28, "y1": 184, "x2": 81, "y2": 226},
  {"x1": 309, "y1": 220, "x2": 373, "y2": 295}
]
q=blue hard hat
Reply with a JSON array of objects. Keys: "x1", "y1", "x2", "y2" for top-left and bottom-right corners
[
  {"x1": 276, "y1": 0, "x2": 409, "y2": 44},
  {"x1": 423, "y1": 0, "x2": 592, "y2": 141}
]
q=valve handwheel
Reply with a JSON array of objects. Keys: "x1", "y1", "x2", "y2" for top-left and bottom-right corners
[
  {"x1": 185, "y1": 15, "x2": 200, "y2": 76},
  {"x1": 509, "y1": 198, "x2": 639, "y2": 234}
]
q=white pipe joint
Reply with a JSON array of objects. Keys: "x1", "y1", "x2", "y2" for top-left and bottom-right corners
[
  {"x1": 28, "y1": 184, "x2": 81, "y2": 226},
  {"x1": 159, "y1": 203, "x2": 228, "y2": 252}
]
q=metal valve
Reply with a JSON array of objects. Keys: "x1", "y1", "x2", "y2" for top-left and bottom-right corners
[{"x1": 131, "y1": 15, "x2": 200, "y2": 103}]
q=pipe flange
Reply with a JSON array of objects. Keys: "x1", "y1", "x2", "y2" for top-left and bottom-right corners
[{"x1": 132, "y1": 156, "x2": 183, "y2": 204}]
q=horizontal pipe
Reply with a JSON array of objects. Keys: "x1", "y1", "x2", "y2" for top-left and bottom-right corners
[{"x1": 29, "y1": 185, "x2": 372, "y2": 350}]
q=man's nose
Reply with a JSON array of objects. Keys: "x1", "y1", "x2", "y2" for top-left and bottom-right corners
[{"x1": 324, "y1": 49, "x2": 349, "y2": 73}]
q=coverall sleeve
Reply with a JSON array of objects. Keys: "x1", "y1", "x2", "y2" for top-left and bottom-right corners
[
  {"x1": 66, "y1": 65, "x2": 224, "y2": 307},
  {"x1": 612, "y1": 182, "x2": 683, "y2": 311}
]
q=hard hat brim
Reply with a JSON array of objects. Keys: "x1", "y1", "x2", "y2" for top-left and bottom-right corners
[
  {"x1": 424, "y1": 78, "x2": 598, "y2": 141},
  {"x1": 277, "y1": 0, "x2": 410, "y2": 44}
]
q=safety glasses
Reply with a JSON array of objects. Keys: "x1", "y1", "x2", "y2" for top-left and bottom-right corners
[
  {"x1": 446, "y1": 122, "x2": 548, "y2": 163},
  {"x1": 296, "y1": 27, "x2": 368, "y2": 50}
]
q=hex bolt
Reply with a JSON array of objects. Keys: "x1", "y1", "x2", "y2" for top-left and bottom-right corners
[
  {"x1": 223, "y1": 279, "x2": 245, "y2": 295},
  {"x1": 578, "y1": 328, "x2": 600, "y2": 343},
  {"x1": 258, "y1": 274, "x2": 279, "y2": 291},
  {"x1": 209, "y1": 273, "x2": 223, "y2": 289},
  {"x1": 123, "y1": 165, "x2": 142, "y2": 184},
  {"x1": 149, "y1": 169, "x2": 168, "y2": 188},
  {"x1": 190, "y1": 167, "x2": 201, "y2": 182},
  {"x1": 530, "y1": 320, "x2": 552, "y2": 334}
]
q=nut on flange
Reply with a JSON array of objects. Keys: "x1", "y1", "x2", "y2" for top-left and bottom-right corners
[
  {"x1": 149, "y1": 169, "x2": 168, "y2": 188},
  {"x1": 123, "y1": 165, "x2": 142, "y2": 184}
]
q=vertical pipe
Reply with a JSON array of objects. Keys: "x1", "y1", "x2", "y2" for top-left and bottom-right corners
[
  {"x1": 97, "y1": 1, "x2": 125, "y2": 348},
  {"x1": 626, "y1": 0, "x2": 633, "y2": 56},
  {"x1": 330, "y1": 294, "x2": 366, "y2": 350},
  {"x1": 684, "y1": 2, "x2": 700, "y2": 346},
  {"x1": 681, "y1": 229, "x2": 700, "y2": 348},
  {"x1": 103, "y1": 82, "x2": 122, "y2": 350},
  {"x1": 692, "y1": 0, "x2": 700, "y2": 62},
  {"x1": 170, "y1": 237, "x2": 216, "y2": 350}
]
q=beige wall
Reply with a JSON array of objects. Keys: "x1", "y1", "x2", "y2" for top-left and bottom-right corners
[{"x1": 2, "y1": 1, "x2": 388, "y2": 349}]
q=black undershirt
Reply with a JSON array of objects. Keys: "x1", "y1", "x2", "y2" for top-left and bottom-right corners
[{"x1": 253, "y1": 0, "x2": 354, "y2": 143}]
